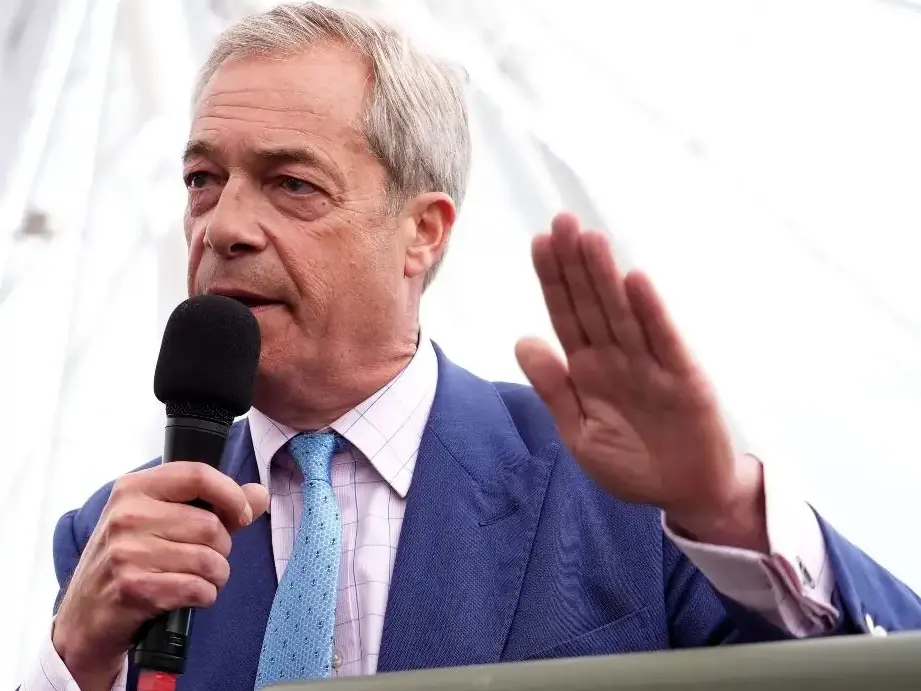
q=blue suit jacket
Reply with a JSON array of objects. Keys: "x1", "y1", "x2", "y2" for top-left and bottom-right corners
[{"x1": 51, "y1": 348, "x2": 921, "y2": 690}]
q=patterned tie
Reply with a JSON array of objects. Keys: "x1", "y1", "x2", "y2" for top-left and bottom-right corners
[{"x1": 255, "y1": 432, "x2": 342, "y2": 690}]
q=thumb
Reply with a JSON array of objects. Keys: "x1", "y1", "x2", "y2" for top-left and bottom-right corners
[
  {"x1": 240, "y1": 483, "x2": 270, "y2": 524},
  {"x1": 515, "y1": 337, "x2": 582, "y2": 439}
]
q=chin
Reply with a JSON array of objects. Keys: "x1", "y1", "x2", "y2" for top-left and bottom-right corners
[
  {"x1": 253, "y1": 341, "x2": 309, "y2": 396},
  {"x1": 251, "y1": 359, "x2": 286, "y2": 411},
  {"x1": 252, "y1": 305, "x2": 296, "y2": 344}
]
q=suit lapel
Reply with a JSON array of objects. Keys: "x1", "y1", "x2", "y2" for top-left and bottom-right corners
[{"x1": 377, "y1": 349, "x2": 558, "y2": 672}]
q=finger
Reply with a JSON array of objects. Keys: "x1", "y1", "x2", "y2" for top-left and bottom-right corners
[
  {"x1": 127, "y1": 463, "x2": 253, "y2": 530},
  {"x1": 515, "y1": 337, "x2": 582, "y2": 442},
  {"x1": 109, "y1": 537, "x2": 230, "y2": 589},
  {"x1": 132, "y1": 501, "x2": 233, "y2": 557},
  {"x1": 154, "y1": 541, "x2": 230, "y2": 589},
  {"x1": 579, "y1": 231, "x2": 649, "y2": 356},
  {"x1": 532, "y1": 233, "x2": 586, "y2": 353},
  {"x1": 549, "y1": 212, "x2": 613, "y2": 346},
  {"x1": 115, "y1": 569, "x2": 219, "y2": 614},
  {"x1": 241, "y1": 483, "x2": 269, "y2": 522},
  {"x1": 624, "y1": 270, "x2": 695, "y2": 372}
]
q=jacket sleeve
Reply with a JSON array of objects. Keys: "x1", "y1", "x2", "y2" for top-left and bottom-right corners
[
  {"x1": 52, "y1": 509, "x2": 82, "y2": 614},
  {"x1": 663, "y1": 530, "x2": 794, "y2": 647},
  {"x1": 20, "y1": 508, "x2": 130, "y2": 691},
  {"x1": 663, "y1": 511, "x2": 921, "y2": 646},
  {"x1": 20, "y1": 469, "x2": 152, "y2": 691},
  {"x1": 817, "y1": 514, "x2": 921, "y2": 634}
]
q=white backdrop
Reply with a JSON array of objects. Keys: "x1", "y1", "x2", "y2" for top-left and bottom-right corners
[{"x1": 2, "y1": 0, "x2": 921, "y2": 684}]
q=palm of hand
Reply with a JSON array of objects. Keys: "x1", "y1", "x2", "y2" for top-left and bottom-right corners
[{"x1": 516, "y1": 213, "x2": 738, "y2": 516}]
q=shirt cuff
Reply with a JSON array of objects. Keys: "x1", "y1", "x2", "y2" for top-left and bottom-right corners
[
  {"x1": 21, "y1": 621, "x2": 128, "y2": 691},
  {"x1": 662, "y1": 456, "x2": 839, "y2": 636}
]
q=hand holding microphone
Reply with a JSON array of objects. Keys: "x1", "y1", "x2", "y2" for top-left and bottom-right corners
[
  {"x1": 52, "y1": 464, "x2": 267, "y2": 689},
  {"x1": 51, "y1": 296, "x2": 267, "y2": 691}
]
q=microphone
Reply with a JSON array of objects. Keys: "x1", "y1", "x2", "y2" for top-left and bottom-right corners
[{"x1": 133, "y1": 294, "x2": 261, "y2": 690}]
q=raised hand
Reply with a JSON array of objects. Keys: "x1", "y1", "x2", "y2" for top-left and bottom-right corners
[{"x1": 516, "y1": 212, "x2": 764, "y2": 548}]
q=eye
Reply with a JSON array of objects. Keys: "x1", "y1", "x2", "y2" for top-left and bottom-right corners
[
  {"x1": 184, "y1": 171, "x2": 213, "y2": 189},
  {"x1": 277, "y1": 176, "x2": 318, "y2": 195}
]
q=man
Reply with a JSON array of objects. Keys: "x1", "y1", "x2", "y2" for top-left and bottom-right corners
[{"x1": 22, "y1": 3, "x2": 921, "y2": 691}]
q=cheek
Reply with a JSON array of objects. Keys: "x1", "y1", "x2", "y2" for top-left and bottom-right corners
[
  {"x1": 183, "y1": 213, "x2": 194, "y2": 244},
  {"x1": 340, "y1": 236, "x2": 394, "y2": 288},
  {"x1": 278, "y1": 216, "x2": 400, "y2": 309},
  {"x1": 281, "y1": 246, "x2": 338, "y2": 322},
  {"x1": 183, "y1": 218, "x2": 206, "y2": 281}
]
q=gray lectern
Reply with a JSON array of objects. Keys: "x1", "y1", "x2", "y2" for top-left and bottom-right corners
[{"x1": 272, "y1": 632, "x2": 921, "y2": 690}]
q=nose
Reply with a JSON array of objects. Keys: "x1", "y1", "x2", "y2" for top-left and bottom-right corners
[{"x1": 203, "y1": 178, "x2": 268, "y2": 258}]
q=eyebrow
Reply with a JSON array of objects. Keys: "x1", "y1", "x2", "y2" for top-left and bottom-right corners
[{"x1": 181, "y1": 140, "x2": 345, "y2": 189}]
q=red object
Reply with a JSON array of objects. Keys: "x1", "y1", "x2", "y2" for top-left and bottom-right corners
[{"x1": 138, "y1": 670, "x2": 178, "y2": 691}]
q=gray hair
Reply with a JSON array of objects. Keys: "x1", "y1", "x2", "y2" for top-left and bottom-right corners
[{"x1": 193, "y1": 2, "x2": 471, "y2": 288}]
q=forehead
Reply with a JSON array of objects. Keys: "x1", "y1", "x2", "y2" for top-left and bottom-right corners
[{"x1": 190, "y1": 43, "x2": 371, "y2": 160}]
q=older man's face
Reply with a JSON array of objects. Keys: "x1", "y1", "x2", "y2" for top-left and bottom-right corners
[{"x1": 182, "y1": 44, "x2": 408, "y2": 401}]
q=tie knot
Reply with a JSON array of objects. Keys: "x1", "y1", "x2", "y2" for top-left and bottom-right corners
[{"x1": 286, "y1": 431, "x2": 341, "y2": 483}]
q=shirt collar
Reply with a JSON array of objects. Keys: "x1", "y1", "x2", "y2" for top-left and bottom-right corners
[{"x1": 246, "y1": 335, "x2": 438, "y2": 499}]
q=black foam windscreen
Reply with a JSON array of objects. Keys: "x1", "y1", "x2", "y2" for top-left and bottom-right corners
[{"x1": 154, "y1": 294, "x2": 261, "y2": 425}]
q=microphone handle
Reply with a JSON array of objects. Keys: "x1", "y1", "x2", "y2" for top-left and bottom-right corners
[{"x1": 132, "y1": 416, "x2": 230, "y2": 675}]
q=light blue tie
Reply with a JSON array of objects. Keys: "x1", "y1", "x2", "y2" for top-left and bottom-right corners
[{"x1": 255, "y1": 432, "x2": 342, "y2": 689}]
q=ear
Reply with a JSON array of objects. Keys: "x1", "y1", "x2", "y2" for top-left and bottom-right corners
[{"x1": 400, "y1": 192, "x2": 456, "y2": 281}]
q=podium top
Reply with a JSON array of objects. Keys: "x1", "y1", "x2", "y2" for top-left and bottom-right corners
[{"x1": 272, "y1": 632, "x2": 921, "y2": 690}]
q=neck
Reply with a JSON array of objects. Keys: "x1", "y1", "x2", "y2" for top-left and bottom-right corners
[{"x1": 253, "y1": 329, "x2": 419, "y2": 431}]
